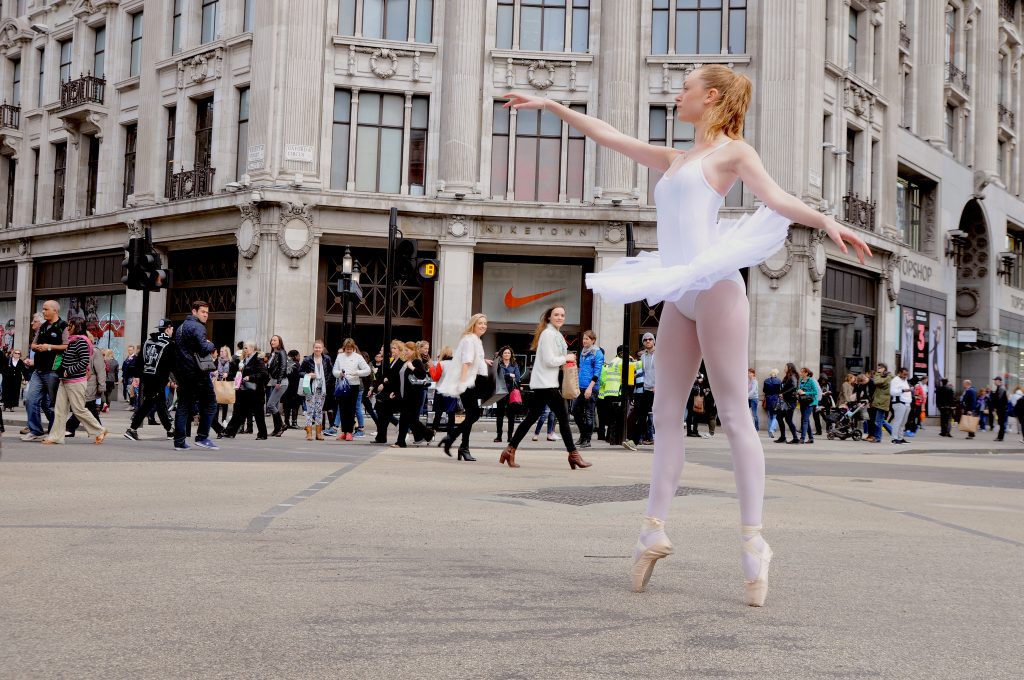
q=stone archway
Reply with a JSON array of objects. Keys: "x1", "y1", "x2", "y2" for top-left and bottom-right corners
[{"x1": 955, "y1": 198, "x2": 996, "y2": 383}]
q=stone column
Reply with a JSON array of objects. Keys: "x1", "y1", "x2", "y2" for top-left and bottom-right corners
[
  {"x1": 245, "y1": 0, "x2": 328, "y2": 187},
  {"x1": 436, "y1": 0, "x2": 486, "y2": 197},
  {"x1": 592, "y1": 247, "x2": 625, "y2": 358},
  {"x1": 917, "y1": 0, "x2": 946, "y2": 146},
  {"x1": 433, "y1": 240, "x2": 475, "y2": 348},
  {"x1": 131, "y1": 1, "x2": 169, "y2": 206},
  {"x1": 14, "y1": 255, "x2": 32, "y2": 352},
  {"x1": 595, "y1": 0, "x2": 641, "y2": 203},
  {"x1": 973, "y1": 1, "x2": 1000, "y2": 178}
]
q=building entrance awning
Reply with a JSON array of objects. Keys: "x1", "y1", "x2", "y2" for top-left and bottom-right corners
[{"x1": 956, "y1": 328, "x2": 1001, "y2": 352}]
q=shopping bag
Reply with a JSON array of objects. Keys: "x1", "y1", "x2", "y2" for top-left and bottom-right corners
[
  {"x1": 300, "y1": 374, "x2": 313, "y2": 396},
  {"x1": 481, "y1": 363, "x2": 505, "y2": 407},
  {"x1": 692, "y1": 395, "x2": 705, "y2": 414},
  {"x1": 561, "y1": 361, "x2": 580, "y2": 400},
  {"x1": 213, "y1": 380, "x2": 236, "y2": 405},
  {"x1": 958, "y1": 414, "x2": 979, "y2": 433}
]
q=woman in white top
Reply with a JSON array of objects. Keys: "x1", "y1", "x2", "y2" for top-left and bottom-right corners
[
  {"x1": 438, "y1": 314, "x2": 490, "y2": 459},
  {"x1": 502, "y1": 306, "x2": 592, "y2": 471},
  {"x1": 332, "y1": 338, "x2": 371, "y2": 441}
]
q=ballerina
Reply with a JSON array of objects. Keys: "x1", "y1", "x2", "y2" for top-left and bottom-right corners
[{"x1": 504, "y1": 64, "x2": 871, "y2": 606}]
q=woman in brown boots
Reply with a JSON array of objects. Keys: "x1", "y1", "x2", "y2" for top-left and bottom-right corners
[
  {"x1": 300, "y1": 340, "x2": 332, "y2": 440},
  {"x1": 501, "y1": 306, "x2": 591, "y2": 470}
]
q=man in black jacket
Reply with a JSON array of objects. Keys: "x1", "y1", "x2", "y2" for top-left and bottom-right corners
[
  {"x1": 172, "y1": 300, "x2": 219, "y2": 451},
  {"x1": 991, "y1": 376, "x2": 1009, "y2": 441},
  {"x1": 125, "y1": 319, "x2": 176, "y2": 441},
  {"x1": 936, "y1": 378, "x2": 956, "y2": 437}
]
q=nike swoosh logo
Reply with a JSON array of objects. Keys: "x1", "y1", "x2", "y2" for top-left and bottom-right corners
[{"x1": 504, "y1": 287, "x2": 565, "y2": 309}]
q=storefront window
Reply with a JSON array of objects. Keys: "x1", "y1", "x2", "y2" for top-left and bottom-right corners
[
  {"x1": 999, "y1": 330, "x2": 1023, "y2": 389},
  {"x1": 33, "y1": 294, "x2": 127, "y2": 361},
  {"x1": 821, "y1": 266, "x2": 877, "y2": 389}
]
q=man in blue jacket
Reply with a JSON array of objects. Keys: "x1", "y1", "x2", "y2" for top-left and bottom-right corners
[
  {"x1": 572, "y1": 330, "x2": 604, "y2": 449},
  {"x1": 172, "y1": 300, "x2": 219, "y2": 451},
  {"x1": 960, "y1": 379, "x2": 977, "y2": 439}
]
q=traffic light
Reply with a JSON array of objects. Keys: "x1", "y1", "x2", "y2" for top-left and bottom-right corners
[
  {"x1": 138, "y1": 247, "x2": 171, "y2": 290},
  {"x1": 395, "y1": 238, "x2": 418, "y2": 280},
  {"x1": 121, "y1": 238, "x2": 144, "y2": 290},
  {"x1": 417, "y1": 258, "x2": 439, "y2": 282}
]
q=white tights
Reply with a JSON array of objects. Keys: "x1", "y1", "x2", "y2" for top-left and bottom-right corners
[{"x1": 641, "y1": 279, "x2": 767, "y2": 579}]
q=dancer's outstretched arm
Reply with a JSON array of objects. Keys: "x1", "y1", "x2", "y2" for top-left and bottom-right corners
[
  {"x1": 733, "y1": 143, "x2": 873, "y2": 264},
  {"x1": 504, "y1": 92, "x2": 677, "y2": 172}
]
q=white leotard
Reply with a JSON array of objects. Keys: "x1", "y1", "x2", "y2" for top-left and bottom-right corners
[{"x1": 585, "y1": 138, "x2": 791, "y2": 319}]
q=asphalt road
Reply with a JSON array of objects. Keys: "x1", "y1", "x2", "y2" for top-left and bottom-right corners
[{"x1": 2, "y1": 411, "x2": 1022, "y2": 679}]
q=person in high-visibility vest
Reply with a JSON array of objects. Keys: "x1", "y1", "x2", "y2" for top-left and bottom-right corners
[{"x1": 597, "y1": 345, "x2": 636, "y2": 444}]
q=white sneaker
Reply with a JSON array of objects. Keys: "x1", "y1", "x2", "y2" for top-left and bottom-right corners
[
  {"x1": 546, "y1": 434, "x2": 558, "y2": 441},
  {"x1": 532, "y1": 434, "x2": 539, "y2": 441}
]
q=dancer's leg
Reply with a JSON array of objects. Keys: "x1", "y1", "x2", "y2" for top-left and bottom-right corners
[
  {"x1": 643, "y1": 303, "x2": 703, "y2": 521},
  {"x1": 692, "y1": 281, "x2": 769, "y2": 581}
]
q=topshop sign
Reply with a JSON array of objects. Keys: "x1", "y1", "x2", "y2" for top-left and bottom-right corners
[{"x1": 900, "y1": 257, "x2": 934, "y2": 284}]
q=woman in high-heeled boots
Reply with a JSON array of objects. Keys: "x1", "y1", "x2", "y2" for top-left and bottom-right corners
[
  {"x1": 504, "y1": 65, "x2": 871, "y2": 605},
  {"x1": 436, "y1": 314, "x2": 492, "y2": 461},
  {"x1": 300, "y1": 340, "x2": 332, "y2": 440},
  {"x1": 502, "y1": 306, "x2": 591, "y2": 471},
  {"x1": 493, "y1": 346, "x2": 521, "y2": 443},
  {"x1": 392, "y1": 342, "x2": 434, "y2": 448},
  {"x1": 265, "y1": 335, "x2": 289, "y2": 437}
]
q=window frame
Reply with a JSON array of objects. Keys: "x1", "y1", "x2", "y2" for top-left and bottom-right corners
[
  {"x1": 496, "y1": 0, "x2": 592, "y2": 53},
  {"x1": 235, "y1": 87, "x2": 249, "y2": 181},
  {"x1": 123, "y1": 122, "x2": 137, "y2": 208},
  {"x1": 338, "y1": 0, "x2": 434, "y2": 43},
  {"x1": 201, "y1": 0, "x2": 219, "y2": 45},
  {"x1": 85, "y1": 135, "x2": 100, "y2": 216},
  {"x1": 164, "y1": 105, "x2": 177, "y2": 199},
  {"x1": 1008, "y1": 226, "x2": 1024, "y2": 290},
  {"x1": 52, "y1": 141, "x2": 67, "y2": 221},
  {"x1": 194, "y1": 96, "x2": 214, "y2": 169},
  {"x1": 5, "y1": 156, "x2": 16, "y2": 229},
  {"x1": 129, "y1": 12, "x2": 143, "y2": 77},
  {"x1": 58, "y1": 39, "x2": 72, "y2": 85},
  {"x1": 896, "y1": 175, "x2": 922, "y2": 251},
  {"x1": 354, "y1": 91, "x2": 405, "y2": 193},
  {"x1": 11, "y1": 57, "x2": 21, "y2": 107},
  {"x1": 93, "y1": 25, "x2": 105, "y2": 79},
  {"x1": 172, "y1": 0, "x2": 183, "y2": 55},
  {"x1": 650, "y1": 0, "x2": 747, "y2": 56}
]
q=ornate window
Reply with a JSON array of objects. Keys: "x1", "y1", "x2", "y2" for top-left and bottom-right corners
[
  {"x1": 490, "y1": 101, "x2": 586, "y2": 202},
  {"x1": 896, "y1": 175, "x2": 922, "y2": 250},
  {"x1": 123, "y1": 123, "x2": 137, "y2": 208},
  {"x1": 52, "y1": 141, "x2": 66, "y2": 221},
  {"x1": 129, "y1": 12, "x2": 143, "y2": 77},
  {"x1": 201, "y1": 0, "x2": 219, "y2": 45},
  {"x1": 496, "y1": 0, "x2": 590, "y2": 52},
  {"x1": 339, "y1": 0, "x2": 433, "y2": 43},
  {"x1": 651, "y1": 0, "x2": 746, "y2": 56},
  {"x1": 194, "y1": 96, "x2": 214, "y2": 168},
  {"x1": 330, "y1": 89, "x2": 429, "y2": 194},
  {"x1": 235, "y1": 88, "x2": 249, "y2": 181}
]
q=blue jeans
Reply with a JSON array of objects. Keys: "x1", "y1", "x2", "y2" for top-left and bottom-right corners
[
  {"x1": 749, "y1": 398, "x2": 760, "y2": 431},
  {"x1": 873, "y1": 407, "x2": 893, "y2": 440},
  {"x1": 800, "y1": 405, "x2": 814, "y2": 441},
  {"x1": 533, "y1": 405, "x2": 555, "y2": 435},
  {"x1": 25, "y1": 370, "x2": 60, "y2": 435},
  {"x1": 174, "y1": 375, "x2": 217, "y2": 445}
]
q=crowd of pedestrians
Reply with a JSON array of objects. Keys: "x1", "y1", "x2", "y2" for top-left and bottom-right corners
[{"x1": 4, "y1": 299, "x2": 1023, "y2": 453}]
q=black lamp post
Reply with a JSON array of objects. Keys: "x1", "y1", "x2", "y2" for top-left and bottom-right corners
[{"x1": 338, "y1": 247, "x2": 364, "y2": 340}]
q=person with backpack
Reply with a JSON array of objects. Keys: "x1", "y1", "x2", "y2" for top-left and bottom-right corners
[
  {"x1": 124, "y1": 319, "x2": 176, "y2": 441},
  {"x1": 41, "y1": 316, "x2": 108, "y2": 445}
]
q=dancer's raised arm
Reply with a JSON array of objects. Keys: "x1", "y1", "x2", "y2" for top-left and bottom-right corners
[
  {"x1": 733, "y1": 143, "x2": 873, "y2": 264},
  {"x1": 504, "y1": 92, "x2": 677, "y2": 173}
]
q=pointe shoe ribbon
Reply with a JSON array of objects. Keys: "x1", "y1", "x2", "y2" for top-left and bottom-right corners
[
  {"x1": 741, "y1": 524, "x2": 773, "y2": 607},
  {"x1": 631, "y1": 516, "x2": 673, "y2": 593}
]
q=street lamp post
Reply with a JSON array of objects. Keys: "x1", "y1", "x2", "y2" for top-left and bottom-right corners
[{"x1": 338, "y1": 247, "x2": 364, "y2": 341}]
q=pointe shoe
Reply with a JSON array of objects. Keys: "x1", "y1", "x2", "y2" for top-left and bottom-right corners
[
  {"x1": 499, "y1": 445, "x2": 519, "y2": 468},
  {"x1": 631, "y1": 516, "x2": 673, "y2": 593},
  {"x1": 742, "y1": 524, "x2": 773, "y2": 607}
]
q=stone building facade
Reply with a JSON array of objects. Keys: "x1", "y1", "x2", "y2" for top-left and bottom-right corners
[{"x1": 1, "y1": 0, "x2": 1023, "y2": 413}]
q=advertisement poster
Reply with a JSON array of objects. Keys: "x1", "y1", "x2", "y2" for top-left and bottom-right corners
[
  {"x1": 913, "y1": 309, "x2": 929, "y2": 381},
  {"x1": 36, "y1": 294, "x2": 128, "y2": 361},
  {"x1": 481, "y1": 263, "x2": 582, "y2": 325},
  {"x1": 929, "y1": 313, "x2": 946, "y2": 416},
  {"x1": 0, "y1": 301, "x2": 15, "y2": 354}
]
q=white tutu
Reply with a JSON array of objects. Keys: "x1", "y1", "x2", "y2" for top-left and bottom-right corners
[{"x1": 585, "y1": 206, "x2": 791, "y2": 306}]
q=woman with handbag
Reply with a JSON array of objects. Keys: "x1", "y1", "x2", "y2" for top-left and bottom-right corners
[
  {"x1": 774, "y1": 363, "x2": 801, "y2": 444},
  {"x1": 300, "y1": 340, "x2": 333, "y2": 440},
  {"x1": 796, "y1": 367, "x2": 821, "y2": 444},
  {"x1": 501, "y1": 306, "x2": 591, "y2": 470},
  {"x1": 332, "y1": 338, "x2": 371, "y2": 441},
  {"x1": 222, "y1": 341, "x2": 270, "y2": 440},
  {"x1": 436, "y1": 315, "x2": 491, "y2": 460},
  {"x1": 493, "y1": 346, "x2": 522, "y2": 443},
  {"x1": 430, "y1": 346, "x2": 457, "y2": 437},
  {"x1": 265, "y1": 335, "x2": 289, "y2": 437},
  {"x1": 215, "y1": 346, "x2": 232, "y2": 425},
  {"x1": 392, "y1": 342, "x2": 435, "y2": 448}
]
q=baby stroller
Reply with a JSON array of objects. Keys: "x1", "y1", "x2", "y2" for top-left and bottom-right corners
[{"x1": 826, "y1": 400, "x2": 868, "y2": 441}]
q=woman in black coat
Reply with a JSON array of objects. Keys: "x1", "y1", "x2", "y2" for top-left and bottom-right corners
[
  {"x1": 774, "y1": 363, "x2": 801, "y2": 444},
  {"x1": 392, "y1": 342, "x2": 435, "y2": 448},
  {"x1": 3, "y1": 349, "x2": 29, "y2": 409},
  {"x1": 373, "y1": 340, "x2": 404, "y2": 444},
  {"x1": 222, "y1": 342, "x2": 270, "y2": 439}
]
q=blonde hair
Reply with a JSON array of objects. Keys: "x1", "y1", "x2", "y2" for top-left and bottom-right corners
[
  {"x1": 462, "y1": 313, "x2": 487, "y2": 337},
  {"x1": 695, "y1": 65, "x2": 752, "y2": 143},
  {"x1": 769, "y1": 368, "x2": 779, "y2": 378},
  {"x1": 439, "y1": 345, "x2": 454, "y2": 360}
]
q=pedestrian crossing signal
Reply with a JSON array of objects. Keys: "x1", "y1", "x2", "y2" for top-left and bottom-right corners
[{"x1": 417, "y1": 258, "x2": 439, "y2": 281}]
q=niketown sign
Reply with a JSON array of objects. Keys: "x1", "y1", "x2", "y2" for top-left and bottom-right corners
[
  {"x1": 483, "y1": 223, "x2": 590, "y2": 238},
  {"x1": 481, "y1": 262, "x2": 583, "y2": 325}
]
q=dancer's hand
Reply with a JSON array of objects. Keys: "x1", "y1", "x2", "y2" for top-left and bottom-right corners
[
  {"x1": 502, "y1": 92, "x2": 548, "y2": 111},
  {"x1": 822, "y1": 216, "x2": 873, "y2": 264}
]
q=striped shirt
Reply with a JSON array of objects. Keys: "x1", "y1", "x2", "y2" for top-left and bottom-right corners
[{"x1": 60, "y1": 335, "x2": 93, "y2": 383}]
